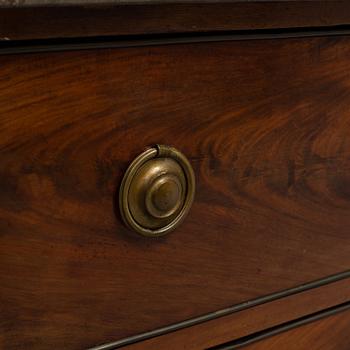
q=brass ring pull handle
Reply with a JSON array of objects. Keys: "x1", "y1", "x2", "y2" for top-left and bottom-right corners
[{"x1": 119, "y1": 145, "x2": 195, "y2": 237}]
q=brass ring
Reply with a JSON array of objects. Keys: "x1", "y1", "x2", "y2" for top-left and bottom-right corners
[{"x1": 119, "y1": 145, "x2": 195, "y2": 237}]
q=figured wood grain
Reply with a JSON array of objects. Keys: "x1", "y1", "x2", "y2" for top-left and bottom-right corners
[
  {"x1": 1, "y1": 36, "x2": 350, "y2": 349},
  {"x1": 122, "y1": 278, "x2": 350, "y2": 350},
  {"x1": 237, "y1": 307, "x2": 350, "y2": 350},
  {"x1": 2, "y1": 1, "x2": 350, "y2": 41}
]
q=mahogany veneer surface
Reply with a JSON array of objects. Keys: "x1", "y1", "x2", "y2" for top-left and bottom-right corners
[{"x1": 1, "y1": 36, "x2": 350, "y2": 349}]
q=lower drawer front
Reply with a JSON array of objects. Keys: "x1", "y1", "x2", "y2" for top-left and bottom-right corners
[
  {"x1": 1, "y1": 35, "x2": 350, "y2": 349},
  {"x1": 120, "y1": 279, "x2": 350, "y2": 350},
  {"x1": 231, "y1": 306, "x2": 350, "y2": 350}
]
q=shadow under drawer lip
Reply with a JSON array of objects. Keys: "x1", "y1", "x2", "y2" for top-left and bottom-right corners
[{"x1": 2, "y1": 25, "x2": 350, "y2": 55}]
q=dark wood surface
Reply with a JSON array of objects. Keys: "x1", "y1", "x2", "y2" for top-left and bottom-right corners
[
  {"x1": 2, "y1": 1, "x2": 350, "y2": 41},
  {"x1": 123, "y1": 278, "x2": 350, "y2": 350},
  {"x1": 1, "y1": 35, "x2": 350, "y2": 349},
  {"x1": 238, "y1": 307, "x2": 350, "y2": 350}
]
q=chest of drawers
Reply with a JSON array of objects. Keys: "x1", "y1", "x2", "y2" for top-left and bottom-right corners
[{"x1": 1, "y1": 1, "x2": 350, "y2": 349}]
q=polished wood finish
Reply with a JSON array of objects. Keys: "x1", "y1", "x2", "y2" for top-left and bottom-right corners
[
  {"x1": 123, "y1": 278, "x2": 350, "y2": 350},
  {"x1": 1, "y1": 36, "x2": 350, "y2": 349},
  {"x1": 239, "y1": 307, "x2": 350, "y2": 350},
  {"x1": 2, "y1": 1, "x2": 350, "y2": 41}
]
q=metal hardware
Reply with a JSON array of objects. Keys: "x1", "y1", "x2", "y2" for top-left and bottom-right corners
[{"x1": 119, "y1": 145, "x2": 195, "y2": 237}]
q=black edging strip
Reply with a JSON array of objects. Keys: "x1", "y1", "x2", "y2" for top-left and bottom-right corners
[
  {"x1": 2, "y1": 25, "x2": 350, "y2": 55},
  {"x1": 89, "y1": 270, "x2": 350, "y2": 350},
  {"x1": 209, "y1": 301, "x2": 350, "y2": 349}
]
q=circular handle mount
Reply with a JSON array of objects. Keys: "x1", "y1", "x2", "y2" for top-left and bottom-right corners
[{"x1": 119, "y1": 145, "x2": 195, "y2": 237}]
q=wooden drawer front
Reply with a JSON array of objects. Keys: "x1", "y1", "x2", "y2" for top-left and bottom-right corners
[
  {"x1": 1, "y1": 36, "x2": 350, "y2": 349},
  {"x1": 231, "y1": 306, "x2": 350, "y2": 350},
  {"x1": 121, "y1": 279, "x2": 350, "y2": 350}
]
